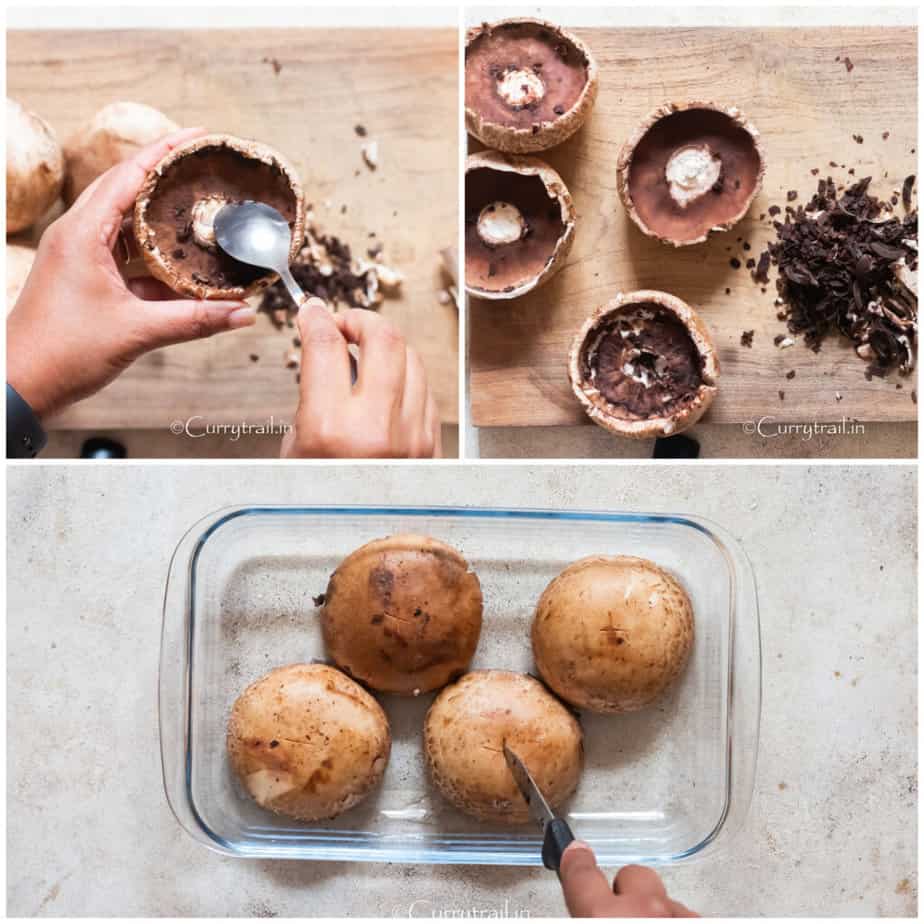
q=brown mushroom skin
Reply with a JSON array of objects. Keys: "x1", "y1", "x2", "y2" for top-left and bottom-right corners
[
  {"x1": 532, "y1": 556, "x2": 694, "y2": 714},
  {"x1": 227, "y1": 663, "x2": 390, "y2": 822},
  {"x1": 465, "y1": 19, "x2": 599, "y2": 154},
  {"x1": 321, "y1": 535, "x2": 483, "y2": 695},
  {"x1": 134, "y1": 133, "x2": 305, "y2": 301},
  {"x1": 7, "y1": 99, "x2": 64, "y2": 234},
  {"x1": 424, "y1": 670, "x2": 583, "y2": 824},
  {"x1": 63, "y1": 102, "x2": 180, "y2": 205}
]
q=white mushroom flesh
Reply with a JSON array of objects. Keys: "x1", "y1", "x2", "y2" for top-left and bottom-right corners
[
  {"x1": 496, "y1": 68, "x2": 545, "y2": 108},
  {"x1": 477, "y1": 201, "x2": 525, "y2": 246},
  {"x1": 665, "y1": 144, "x2": 722, "y2": 208}
]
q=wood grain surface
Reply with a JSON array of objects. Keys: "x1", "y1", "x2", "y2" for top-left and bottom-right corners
[
  {"x1": 469, "y1": 27, "x2": 918, "y2": 428},
  {"x1": 8, "y1": 28, "x2": 459, "y2": 429}
]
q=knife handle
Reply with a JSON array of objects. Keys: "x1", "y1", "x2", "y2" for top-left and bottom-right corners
[{"x1": 542, "y1": 818, "x2": 575, "y2": 873}]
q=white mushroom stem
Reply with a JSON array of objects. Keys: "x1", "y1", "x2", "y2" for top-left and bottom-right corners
[
  {"x1": 496, "y1": 68, "x2": 545, "y2": 108},
  {"x1": 190, "y1": 195, "x2": 228, "y2": 249},
  {"x1": 477, "y1": 201, "x2": 525, "y2": 246},
  {"x1": 665, "y1": 144, "x2": 722, "y2": 208}
]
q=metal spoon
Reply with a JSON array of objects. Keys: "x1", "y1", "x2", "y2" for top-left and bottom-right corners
[
  {"x1": 214, "y1": 201, "x2": 306, "y2": 305},
  {"x1": 214, "y1": 201, "x2": 357, "y2": 381}
]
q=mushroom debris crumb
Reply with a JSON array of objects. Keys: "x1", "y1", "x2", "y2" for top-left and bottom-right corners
[
  {"x1": 362, "y1": 140, "x2": 379, "y2": 170},
  {"x1": 756, "y1": 174, "x2": 917, "y2": 377},
  {"x1": 258, "y1": 210, "x2": 404, "y2": 327}
]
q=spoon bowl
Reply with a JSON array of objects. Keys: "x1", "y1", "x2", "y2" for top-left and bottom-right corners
[
  {"x1": 214, "y1": 200, "x2": 358, "y2": 384},
  {"x1": 214, "y1": 200, "x2": 293, "y2": 271}
]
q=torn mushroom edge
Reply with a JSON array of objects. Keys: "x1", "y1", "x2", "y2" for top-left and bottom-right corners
[
  {"x1": 464, "y1": 150, "x2": 576, "y2": 301},
  {"x1": 568, "y1": 289, "x2": 720, "y2": 439},
  {"x1": 133, "y1": 133, "x2": 306, "y2": 301},
  {"x1": 464, "y1": 18, "x2": 600, "y2": 155},
  {"x1": 616, "y1": 100, "x2": 767, "y2": 248}
]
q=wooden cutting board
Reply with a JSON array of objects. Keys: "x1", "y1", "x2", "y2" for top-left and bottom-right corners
[
  {"x1": 469, "y1": 27, "x2": 917, "y2": 428},
  {"x1": 8, "y1": 28, "x2": 459, "y2": 428}
]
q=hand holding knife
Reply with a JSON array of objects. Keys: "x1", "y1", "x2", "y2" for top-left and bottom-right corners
[
  {"x1": 503, "y1": 743, "x2": 575, "y2": 874},
  {"x1": 503, "y1": 744, "x2": 698, "y2": 918}
]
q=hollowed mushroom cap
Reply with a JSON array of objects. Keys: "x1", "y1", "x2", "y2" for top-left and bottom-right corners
[
  {"x1": 532, "y1": 556, "x2": 694, "y2": 714},
  {"x1": 465, "y1": 19, "x2": 599, "y2": 154},
  {"x1": 569, "y1": 289, "x2": 719, "y2": 439},
  {"x1": 424, "y1": 670, "x2": 583, "y2": 824},
  {"x1": 227, "y1": 663, "x2": 391, "y2": 822},
  {"x1": 465, "y1": 150, "x2": 575, "y2": 300},
  {"x1": 321, "y1": 534, "x2": 484, "y2": 696},
  {"x1": 617, "y1": 101, "x2": 765, "y2": 247},
  {"x1": 133, "y1": 133, "x2": 305, "y2": 300}
]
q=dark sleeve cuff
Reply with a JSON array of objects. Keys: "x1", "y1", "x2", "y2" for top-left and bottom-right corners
[{"x1": 6, "y1": 383, "x2": 47, "y2": 458}]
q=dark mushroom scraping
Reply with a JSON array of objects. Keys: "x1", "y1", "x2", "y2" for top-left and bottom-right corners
[
  {"x1": 581, "y1": 306, "x2": 704, "y2": 419},
  {"x1": 762, "y1": 175, "x2": 917, "y2": 377}
]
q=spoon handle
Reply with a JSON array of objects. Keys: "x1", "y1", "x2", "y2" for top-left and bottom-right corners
[
  {"x1": 277, "y1": 266, "x2": 308, "y2": 308},
  {"x1": 278, "y1": 266, "x2": 358, "y2": 385}
]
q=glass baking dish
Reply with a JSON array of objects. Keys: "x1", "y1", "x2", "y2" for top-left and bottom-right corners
[{"x1": 160, "y1": 505, "x2": 760, "y2": 866}]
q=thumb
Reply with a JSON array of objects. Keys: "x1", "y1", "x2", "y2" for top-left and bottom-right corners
[
  {"x1": 559, "y1": 841, "x2": 618, "y2": 918},
  {"x1": 134, "y1": 299, "x2": 255, "y2": 350}
]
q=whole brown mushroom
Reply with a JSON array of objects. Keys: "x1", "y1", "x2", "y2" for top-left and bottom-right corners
[
  {"x1": 532, "y1": 556, "x2": 694, "y2": 714},
  {"x1": 227, "y1": 663, "x2": 391, "y2": 822},
  {"x1": 321, "y1": 534, "x2": 483, "y2": 695},
  {"x1": 424, "y1": 670, "x2": 583, "y2": 823},
  {"x1": 465, "y1": 19, "x2": 598, "y2": 154},
  {"x1": 133, "y1": 133, "x2": 305, "y2": 300},
  {"x1": 63, "y1": 101, "x2": 180, "y2": 205},
  {"x1": 569, "y1": 290, "x2": 720, "y2": 439},
  {"x1": 618, "y1": 100, "x2": 765, "y2": 247},
  {"x1": 7, "y1": 99, "x2": 64, "y2": 233}
]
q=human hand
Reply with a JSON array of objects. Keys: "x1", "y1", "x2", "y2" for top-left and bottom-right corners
[
  {"x1": 281, "y1": 299, "x2": 441, "y2": 458},
  {"x1": 6, "y1": 128, "x2": 255, "y2": 419},
  {"x1": 559, "y1": 842, "x2": 698, "y2": 917}
]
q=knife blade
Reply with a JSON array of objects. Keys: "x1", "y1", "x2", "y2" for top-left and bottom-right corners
[{"x1": 503, "y1": 743, "x2": 575, "y2": 873}]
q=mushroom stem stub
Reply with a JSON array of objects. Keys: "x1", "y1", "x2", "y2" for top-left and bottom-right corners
[
  {"x1": 190, "y1": 195, "x2": 229, "y2": 250},
  {"x1": 496, "y1": 68, "x2": 545, "y2": 109},
  {"x1": 477, "y1": 201, "x2": 526, "y2": 246},
  {"x1": 665, "y1": 144, "x2": 722, "y2": 208}
]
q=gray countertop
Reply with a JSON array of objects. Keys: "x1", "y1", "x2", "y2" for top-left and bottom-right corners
[{"x1": 7, "y1": 464, "x2": 917, "y2": 916}]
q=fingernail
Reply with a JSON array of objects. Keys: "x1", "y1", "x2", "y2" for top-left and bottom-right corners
[
  {"x1": 560, "y1": 841, "x2": 595, "y2": 870},
  {"x1": 227, "y1": 306, "x2": 256, "y2": 329},
  {"x1": 299, "y1": 296, "x2": 329, "y2": 319}
]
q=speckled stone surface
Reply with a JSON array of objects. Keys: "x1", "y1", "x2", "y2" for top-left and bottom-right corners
[{"x1": 7, "y1": 464, "x2": 917, "y2": 916}]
